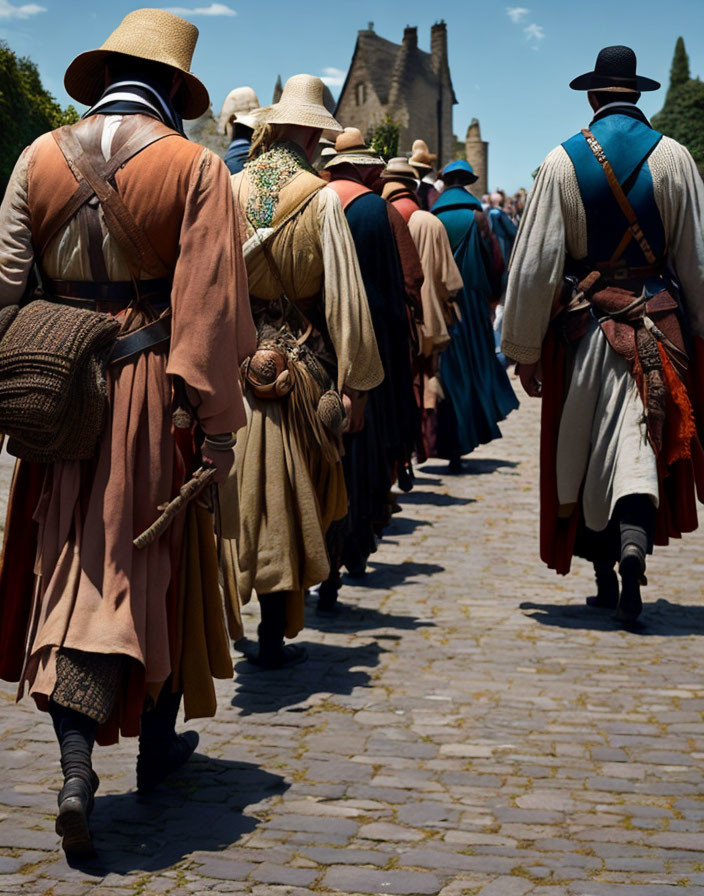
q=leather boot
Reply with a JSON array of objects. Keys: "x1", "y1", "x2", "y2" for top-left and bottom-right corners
[
  {"x1": 617, "y1": 543, "x2": 645, "y2": 625},
  {"x1": 317, "y1": 574, "x2": 341, "y2": 614},
  {"x1": 137, "y1": 683, "x2": 199, "y2": 793},
  {"x1": 50, "y1": 704, "x2": 99, "y2": 858},
  {"x1": 251, "y1": 593, "x2": 307, "y2": 669},
  {"x1": 586, "y1": 562, "x2": 619, "y2": 609}
]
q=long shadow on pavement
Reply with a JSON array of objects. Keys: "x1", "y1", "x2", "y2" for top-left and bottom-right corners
[
  {"x1": 232, "y1": 640, "x2": 387, "y2": 715},
  {"x1": 347, "y1": 559, "x2": 445, "y2": 589},
  {"x1": 399, "y1": 491, "x2": 475, "y2": 508},
  {"x1": 420, "y1": 458, "x2": 519, "y2": 476},
  {"x1": 70, "y1": 757, "x2": 287, "y2": 874},
  {"x1": 521, "y1": 598, "x2": 704, "y2": 636},
  {"x1": 306, "y1": 600, "x2": 436, "y2": 635}
]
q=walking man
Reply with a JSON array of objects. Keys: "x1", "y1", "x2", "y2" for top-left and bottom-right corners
[
  {"x1": 0, "y1": 9, "x2": 255, "y2": 855},
  {"x1": 503, "y1": 46, "x2": 704, "y2": 624}
]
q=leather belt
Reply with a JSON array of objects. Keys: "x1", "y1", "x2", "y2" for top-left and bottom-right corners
[
  {"x1": 110, "y1": 313, "x2": 172, "y2": 365},
  {"x1": 595, "y1": 262, "x2": 663, "y2": 282},
  {"x1": 45, "y1": 278, "x2": 171, "y2": 306}
]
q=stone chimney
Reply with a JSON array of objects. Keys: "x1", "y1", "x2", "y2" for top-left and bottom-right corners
[
  {"x1": 402, "y1": 25, "x2": 418, "y2": 49},
  {"x1": 431, "y1": 21, "x2": 448, "y2": 74},
  {"x1": 465, "y1": 118, "x2": 488, "y2": 198}
]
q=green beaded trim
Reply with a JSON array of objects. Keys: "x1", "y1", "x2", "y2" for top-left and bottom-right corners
[{"x1": 245, "y1": 142, "x2": 315, "y2": 229}]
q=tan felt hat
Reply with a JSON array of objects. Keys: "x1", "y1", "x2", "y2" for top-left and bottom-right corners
[
  {"x1": 409, "y1": 149, "x2": 435, "y2": 172},
  {"x1": 411, "y1": 138, "x2": 437, "y2": 161},
  {"x1": 381, "y1": 157, "x2": 419, "y2": 182},
  {"x1": 219, "y1": 86, "x2": 260, "y2": 135},
  {"x1": 64, "y1": 8, "x2": 210, "y2": 120},
  {"x1": 325, "y1": 127, "x2": 384, "y2": 168},
  {"x1": 257, "y1": 74, "x2": 342, "y2": 137}
]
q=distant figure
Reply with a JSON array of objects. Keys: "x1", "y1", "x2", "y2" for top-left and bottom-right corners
[
  {"x1": 220, "y1": 86, "x2": 260, "y2": 174},
  {"x1": 410, "y1": 139, "x2": 439, "y2": 210}
]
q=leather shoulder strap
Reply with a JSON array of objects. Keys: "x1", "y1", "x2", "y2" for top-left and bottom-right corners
[
  {"x1": 581, "y1": 127, "x2": 657, "y2": 265},
  {"x1": 46, "y1": 120, "x2": 176, "y2": 275}
]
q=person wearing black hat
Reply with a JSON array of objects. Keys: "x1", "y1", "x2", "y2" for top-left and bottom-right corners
[{"x1": 502, "y1": 46, "x2": 704, "y2": 625}]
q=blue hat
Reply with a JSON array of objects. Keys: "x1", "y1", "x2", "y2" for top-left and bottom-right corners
[{"x1": 441, "y1": 160, "x2": 478, "y2": 183}]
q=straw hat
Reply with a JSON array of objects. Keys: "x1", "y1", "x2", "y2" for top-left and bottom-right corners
[
  {"x1": 409, "y1": 149, "x2": 436, "y2": 172},
  {"x1": 325, "y1": 127, "x2": 384, "y2": 168},
  {"x1": 256, "y1": 74, "x2": 342, "y2": 137},
  {"x1": 411, "y1": 139, "x2": 437, "y2": 162},
  {"x1": 64, "y1": 8, "x2": 210, "y2": 119},
  {"x1": 219, "y1": 86, "x2": 261, "y2": 136},
  {"x1": 381, "y1": 157, "x2": 419, "y2": 183}
]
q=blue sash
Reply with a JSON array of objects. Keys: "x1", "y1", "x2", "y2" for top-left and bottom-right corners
[{"x1": 562, "y1": 114, "x2": 665, "y2": 266}]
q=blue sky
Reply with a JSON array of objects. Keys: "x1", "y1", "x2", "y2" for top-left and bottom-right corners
[{"x1": 2, "y1": 0, "x2": 703, "y2": 191}]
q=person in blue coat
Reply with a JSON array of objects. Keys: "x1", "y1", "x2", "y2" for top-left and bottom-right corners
[{"x1": 432, "y1": 160, "x2": 519, "y2": 471}]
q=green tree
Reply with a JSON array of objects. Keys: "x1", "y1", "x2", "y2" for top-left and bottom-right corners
[
  {"x1": 652, "y1": 38, "x2": 704, "y2": 177},
  {"x1": 0, "y1": 41, "x2": 79, "y2": 196},
  {"x1": 367, "y1": 114, "x2": 399, "y2": 162},
  {"x1": 668, "y1": 37, "x2": 690, "y2": 93}
]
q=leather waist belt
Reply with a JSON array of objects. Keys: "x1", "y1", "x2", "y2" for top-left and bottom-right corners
[
  {"x1": 595, "y1": 262, "x2": 663, "y2": 281},
  {"x1": 110, "y1": 313, "x2": 172, "y2": 365},
  {"x1": 45, "y1": 278, "x2": 171, "y2": 308}
]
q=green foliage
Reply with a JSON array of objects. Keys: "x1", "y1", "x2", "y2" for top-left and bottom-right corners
[
  {"x1": 367, "y1": 114, "x2": 399, "y2": 162},
  {"x1": 653, "y1": 38, "x2": 704, "y2": 177},
  {"x1": 0, "y1": 41, "x2": 79, "y2": 196},
  {"x1": 668, "y1": 37, "x2": 690, "y2": 92}
]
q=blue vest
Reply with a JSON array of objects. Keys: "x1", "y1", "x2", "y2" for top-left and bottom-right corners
[{"x1": 562, "y1": 113, "x2": 665, "y2": 268}]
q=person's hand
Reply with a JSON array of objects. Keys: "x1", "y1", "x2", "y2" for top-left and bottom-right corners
[
  {"x1": 518, "y1": 360, "x2": 543, "y2": 398},
  {"x1": 342, "y1": 389, "x2": 367, "y2": 433},
  {"x1": 201, "y1": 447, "x2": 235, "y2": 484}
]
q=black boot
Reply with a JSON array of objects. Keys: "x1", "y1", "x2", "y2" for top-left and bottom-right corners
[
  {"x1": 249, "y1": 593, "x2": 307, "y2": 669},
  {"x1": 617, "y1": 543, "x2": 646, "y2": 625},
  {"x1": 317, "y1": 575, "x2": 341, "y2": 614},
  {"x1": 137, "y1": 683, "x2": 199, "y2": 794},
  {"x1": 50, "y1": 704, "x2": 99, "y2": 858},
  {"x1": 586, "y1": 562, "x2": 619, "y2": 609}
]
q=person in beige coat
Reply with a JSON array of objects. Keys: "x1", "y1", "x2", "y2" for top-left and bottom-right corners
[{"x1": 220, "y1": 76, "x2": 383, "y2": 669}]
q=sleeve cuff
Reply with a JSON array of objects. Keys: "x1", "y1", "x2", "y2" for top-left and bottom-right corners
[{"x1": 501, "y1": 339, "x2": 542, "y2": 365}]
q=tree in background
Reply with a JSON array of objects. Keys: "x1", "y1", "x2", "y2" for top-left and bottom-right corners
[
  {"x1": 652, "y1": 37, "x2": 704, "y2": 177},
  {"x1": 1, "y1": 41, "x2": 79, "y2": 196},
  {"x1": 368, "y1": 114, "x2": 399, "y2": 162}
]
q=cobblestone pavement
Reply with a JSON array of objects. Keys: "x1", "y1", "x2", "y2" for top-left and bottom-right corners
[{"x1": 1, "y1": 389, "x2": 704, "y2": 896}]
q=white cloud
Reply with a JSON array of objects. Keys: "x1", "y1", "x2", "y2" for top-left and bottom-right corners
[
  {"x1": 0, "y1": 0, "x2": 46, "y2": 19},
  {"x1": 163, "y1": 3, "x2": 236, "y2": 16},
  {"x1": 524, "y1": 22, "x2": 545, "y2": 43},
  {"x1": 506, "y1": 6, "x2": 529, "y2": 23},
  {"x1": 320, "y1": 66, "x2": 346, "y2": 88}
]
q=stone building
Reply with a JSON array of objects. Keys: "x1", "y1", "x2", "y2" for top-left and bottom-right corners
[
  {"x1": 465, "y1": 118, "x2": 488, "y2": 197},
  {"x1": 335, "y1": 21, "x2": 457, "y2": 166}
]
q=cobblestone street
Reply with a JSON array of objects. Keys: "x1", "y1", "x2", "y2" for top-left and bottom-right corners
[{"x1": 1, "y1": 389, "x2": 704, "y2": 896}]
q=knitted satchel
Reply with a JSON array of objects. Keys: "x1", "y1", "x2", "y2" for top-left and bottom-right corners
[{"x1": 0, "y1": 299, "x2": 121, "y2": 462}]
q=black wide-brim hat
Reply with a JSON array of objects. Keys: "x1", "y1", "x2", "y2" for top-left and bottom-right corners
[{"x1": 570, "y1": 45, "x2": 660, "y2": 92}]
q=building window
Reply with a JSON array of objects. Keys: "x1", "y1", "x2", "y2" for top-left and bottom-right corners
[{"x1": 356, "y1": 82, "x2": 366, "y2": 106}]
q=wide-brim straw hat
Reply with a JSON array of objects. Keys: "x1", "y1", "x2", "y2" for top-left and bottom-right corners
[
  {"x1": 570, "y1": 45, "x2": 660, "y2": 92},
  {"x1": 255, "y1": 74, "x2": 342, "y2": 137},
  {"x1": 64, "y1": 8, "x2": 210, "y2": 119},
  {"x1": 325, "y1": 127, "x2": 384, "y2": 168},
  {"x1": 381, "y1": 157, "x2": 419, "y2": 183}
]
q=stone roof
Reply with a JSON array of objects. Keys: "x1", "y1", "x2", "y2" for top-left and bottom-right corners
[{"x1": 337, "y1": 25, "x2": 456, "y2": 112}]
